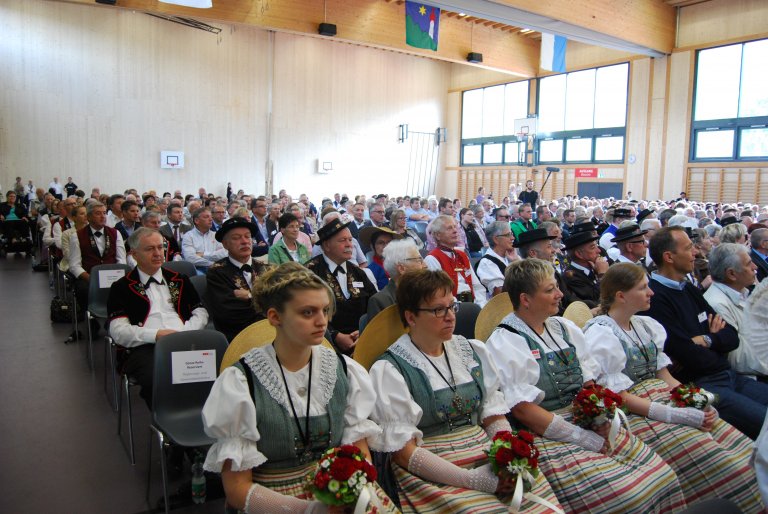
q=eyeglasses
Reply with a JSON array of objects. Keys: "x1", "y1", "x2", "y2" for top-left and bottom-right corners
[
  {"x1": 415, "y1": 301, "x2": 460, "y2": 318},
  {"x1": 404, "y1": 257, "x2": 424, "y2": 262}
]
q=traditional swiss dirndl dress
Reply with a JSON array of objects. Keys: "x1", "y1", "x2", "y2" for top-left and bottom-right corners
[
  {"x1": 584, "y1": 314, "x2": 765, "y2": 512},
  {"x1": 202, "y1": 344, "x2": 399, "y2": 513},
  {"x1": 369, "y1": 334, "x2": 562, "y2": 513},
  {"x1": 486, "y1": 313, "x2": 687, "y2": 513}
]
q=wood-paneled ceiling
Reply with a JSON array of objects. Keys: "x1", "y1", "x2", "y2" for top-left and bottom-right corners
[{"x1": 51, "y1": 0, "x2": 681, "y2": 77}]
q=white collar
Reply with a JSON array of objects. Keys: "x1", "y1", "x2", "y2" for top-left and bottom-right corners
[
  {"x1": 486, "y1": 247, "x2": 510, "y2": 264},
  {"x1": 229, "y1": 256, "x2": 251, "y2": 269},
  {"x1": 571, "y1": 261, "x2": 592, "y2": 275},
  {"x1": 711, "y1": 281, "x2": 748, "y2": 304},
  {"x1": 137, "y1": 268, "x2": 164, "y2": 285},
  {"x1": 323, "y1": 254, "x2": 346, "y2": 273}
]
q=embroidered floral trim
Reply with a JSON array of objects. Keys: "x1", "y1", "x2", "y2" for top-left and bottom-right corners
[
  {"x1": 241, "y1": 346, "x2": 338, "y2": 414},
  {"x1": 391, "y1": 334, "x2": 479, "y2": 377}
]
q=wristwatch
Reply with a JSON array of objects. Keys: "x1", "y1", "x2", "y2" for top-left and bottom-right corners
[{"x1": 702, "y1": 335, "x2": 712, "y2": 348}]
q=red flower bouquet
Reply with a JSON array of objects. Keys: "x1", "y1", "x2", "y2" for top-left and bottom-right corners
[
  {"x1": 571, "y1": 384, "x2": 626, "y2": 429},
  {"x1": 307, "y1": 445, "x2": 378, "y2": 507},
  {"x1": 670, "y1": 383, "x2": 716, "y2": 410},
  {"x1": 486, "y1": 430, "x2": 540, "y2": 492}
]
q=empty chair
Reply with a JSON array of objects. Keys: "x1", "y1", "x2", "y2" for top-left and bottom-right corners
[
  {"x1": 86, "y1": 263, "x2": 132, "y2": 369},
  {"x1": 161, "y1": 260, "x2": 196, "y2": 278},
  {"x1": 146, "y1": 330, "x2": 229, "y2": 514}
]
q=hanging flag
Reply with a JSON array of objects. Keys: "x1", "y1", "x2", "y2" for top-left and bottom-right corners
[
  {"x1": 540, "y1": 33, "x2": 567, "y2": 73},
  {"x1": 405, "y1": 1, "x2": 440, "y2": 51},
  {"x1": 159, "y1": 0, "x2": 212, "y2": 7}
]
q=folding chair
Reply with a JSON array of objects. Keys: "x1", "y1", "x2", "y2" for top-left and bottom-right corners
[
  {"x1": 189, "y1": 274, "x2": 215, "y2": 330},
  {"x1": 161, "y1": 260, "x2": 197, "y2": 278},
  {"x1": 145, "y1": 330, "x2": 229, "y2": 514},
  {"x1": 86, "y1": 263, "x2": 131, "y2": 370}
]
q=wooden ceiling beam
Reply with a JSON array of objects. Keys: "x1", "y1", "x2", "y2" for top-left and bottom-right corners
[{"x1": 50, "y1": 0, "x2": 538, "y2": 77}]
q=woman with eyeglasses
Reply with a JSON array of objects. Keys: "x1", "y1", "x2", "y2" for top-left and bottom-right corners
[
  {"x1": 369, "y1": 269, "x2": 562, "y2": 512},
  {"x1": 486, "y1": 258, "x2": 686, "y2": 513},
  {"x1": 202, "y1": 262, "x2": 398, "y2": 514},
  {"x1": 582, "y1": 263, "x2": 763, "y2": 511},
  {"x1": 390, "y1": 209, "x2": 424, "y2": 250}
]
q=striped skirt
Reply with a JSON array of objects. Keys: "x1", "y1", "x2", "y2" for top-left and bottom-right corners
[
  {"x1": 393, "y1": 424, "x2": 562, "y2": 514},
  {"x1": 628, "y1": 379, "x2": 765, "y2": 513},
  {"x1": 251, "y1": 462, "x2": 400, "y2": 513},
  {"x1": 537, "y1": 407, "x2": 687, "y2": 513}
]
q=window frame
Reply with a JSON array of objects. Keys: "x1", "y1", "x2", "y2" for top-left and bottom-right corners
[
  {"x1": 534, "y1": 62, "x2": 629, "y2": 166},
  {"x1": 690, "y1": 38, "x2": 768, "y2": 163}
]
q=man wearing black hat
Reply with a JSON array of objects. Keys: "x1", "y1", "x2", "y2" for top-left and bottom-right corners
[
  {"x1": 599, "y1": 207, "x2": 633, "y2": 257},
  {"x1": 206, "y1": 218, "x2": 267, "y2": 341},
  {"x1": 611, "y1": 224, "x2": 650, "y2": 268},
  {"x1": 306, "y1": 218, "x2": 377, "y2": 355},
  {"x1": 562, "y1": 227, "x2": 609, "y2": 308}
]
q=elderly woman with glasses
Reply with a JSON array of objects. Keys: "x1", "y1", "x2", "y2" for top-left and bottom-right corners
[
  {"x1": 485, "y1": 258, "x2": 687, "y2": 513},
  {"x1": 476, "y1": 221, "x2": 516, "y2": 298},
  {"x1": 369, "y1": 268, "x2": 562, "y2": 513}
]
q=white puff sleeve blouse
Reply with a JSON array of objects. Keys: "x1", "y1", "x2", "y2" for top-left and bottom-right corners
[
  {"x1": 202, "y1": 345, "x2": 380, "y2": 472},
  {"x1": 583, "y1": 315, "x2": 672, "y2": 392},
  {"x1": 368, "y1": 334, "x2": 508, "y2": 453},
  {"x1": 485, "y1": 315, "x2": 598, "y2": 410}
]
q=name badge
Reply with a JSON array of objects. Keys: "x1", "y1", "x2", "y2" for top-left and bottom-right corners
[
  {"x1": 698, "y1": 312, "x2": 708, "y2": 323},
  {"x1": 352, "y1": 281, "x2": 365, "y2": 288},
  {"x1": 531, "y1": 349, "x2": 541, "y2": 360}
]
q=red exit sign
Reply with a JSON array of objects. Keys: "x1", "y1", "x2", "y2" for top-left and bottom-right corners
[{"x1": 575, "y1": 167, "x2": 598, "y2": 178}]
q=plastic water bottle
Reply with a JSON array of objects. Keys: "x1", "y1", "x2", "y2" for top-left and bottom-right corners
[{"x1": 191, "y1": 454, "x2": 206, "y2": 504}]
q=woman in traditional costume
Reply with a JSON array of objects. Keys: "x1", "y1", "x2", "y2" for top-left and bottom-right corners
[
  {"x1": 202, "y1": 262, "x2": 397, "y2": 513},
  {"x1": 369, "y1": 268, "x2": 562, "y2": 513},
  {"x1": 583, "y1": 262, "x2": 764, "y2": 511},
  {"x1": 485, "y1": 258, "x2": 686, "y2": 513}
]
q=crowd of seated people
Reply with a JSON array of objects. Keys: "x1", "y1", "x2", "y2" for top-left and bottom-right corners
[{"x1": 21, "y1": 175, "x2": 768, "y2": 512}]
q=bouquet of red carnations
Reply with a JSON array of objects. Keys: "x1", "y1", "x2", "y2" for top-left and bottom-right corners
[
  {"x1": 670, "y1": 383, "x2": 716, "y2": 410},
  {"x1": 307, "y1": 445, "x2": 378, "y2": 508},
  {"x1": 572, "y1": 384, "x2": 626, "y2": 428},
  {"x1": 486, "y1": 430, "x2": 539, "y2": 491}
]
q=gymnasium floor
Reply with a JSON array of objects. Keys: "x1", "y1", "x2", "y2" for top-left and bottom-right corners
[{"x1": 0, "y1": 255, "x2": 223, "y2": 513}]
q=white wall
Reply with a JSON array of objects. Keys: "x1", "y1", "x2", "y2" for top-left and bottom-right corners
[{"x1": 0, "y1": 0, "x2": 451, "y2": 200}]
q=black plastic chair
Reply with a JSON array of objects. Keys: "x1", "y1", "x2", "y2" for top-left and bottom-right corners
[
  {"x1": 146, "y1": 330, "x2": 228, "y2": 514},
  {"x1": 189, "y1": 274, "x2": 215, "y2": 330},
  {"x1": 161, "y1": 260, "x2": 196, "y2": 278},
  {"x1": 454, "y1": 301, "x2": 481, "y2": 339},
  {"x1": 86, "y1": 263, "x2": 131, "y2": 370}
]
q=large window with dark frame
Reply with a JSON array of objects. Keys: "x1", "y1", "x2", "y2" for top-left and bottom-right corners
[
  {"x1": 535, "y1": 62, "x2": 629, "y2": 165},
  {"x1": 691, "y1": 38, "x2": 768, "y2": 162},
  {"x1": 460, "y1": 80, "x2": 530, "y2": 166}
]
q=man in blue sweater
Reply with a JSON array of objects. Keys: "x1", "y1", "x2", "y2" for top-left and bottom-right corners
[{"x1": 644, "y1": 226, "x2": 768, "y2": 439}]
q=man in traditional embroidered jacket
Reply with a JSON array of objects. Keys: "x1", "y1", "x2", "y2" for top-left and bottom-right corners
[
  {"x1": 69, "y1": 201, "x2": 126, "y2": 313},
  {"x1": 108, "y1": 228, "x2": 208, "y2": 407},
  {"x1": 305, "y1": 218, "x2": 377, "y2": 355},
  {"x1": 206, "y1": 218, "x2": 267, "y2": 341}
]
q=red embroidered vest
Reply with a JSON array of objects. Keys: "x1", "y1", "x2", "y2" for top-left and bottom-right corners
[
  {"x1": 428, "y1": 248, "x2": 473, "y2": 296},
  {"x1": 76, "y1": 226, "x2": 118, "y2": 273}
]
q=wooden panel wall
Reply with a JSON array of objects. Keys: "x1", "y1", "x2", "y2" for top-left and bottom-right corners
[
  {"x1": 456, "y1": 167, "x2": 625, "y2": 206},
  {"x1": 687, "y1": 167, "x2": 768, "y2": 205}
]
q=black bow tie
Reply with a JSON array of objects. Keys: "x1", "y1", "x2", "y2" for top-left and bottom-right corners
[
  {"x1": 333, "y1": 266, "x2": 345, "y2": 276},
  {"x1": 145, "y1": 276, "x2": 164, "y2": 288},
  {"x1": 240, "y1": 264, "x2": 252, "y2": 274},
  {"x1": 93, "y1": 231, "x2": 102, "y2": 238}
]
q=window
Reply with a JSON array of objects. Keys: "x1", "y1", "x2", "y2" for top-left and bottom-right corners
[
  {"x1": 536, "y1": 62, "x2": 628, "y2": 164},
  {"x1": 460, "y1": 81, "x2": 530, "y2": 165},
  {"x1": 691, "y1": 38, "x2": 768, "y2": 161}
]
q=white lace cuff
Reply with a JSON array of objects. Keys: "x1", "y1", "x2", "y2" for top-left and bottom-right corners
[
  {"x1": 599, "y1": 372, "x2": 634, "y2": 393},
  {"x1": 341, "y1": 419, "x2": 383, "y2": 446},
  {"x1": 369, "y1": 421, "x2": 423, "y2": 452},
  {"x1": 203, "y1": 437, "x2": 268, "y2": 472}
]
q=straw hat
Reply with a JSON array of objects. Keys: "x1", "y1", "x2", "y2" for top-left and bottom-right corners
[
  {"x1": 352, "y1": 305, "x2": 407, "y2": 370},
  {"x1": 562, "y1": 301, "x2": 594, "y2": 330},
  {"x1": 474, "y1": 293, "x2": 515, "y2": 342}
]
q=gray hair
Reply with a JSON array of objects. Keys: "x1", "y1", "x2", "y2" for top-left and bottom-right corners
[
  {"x1": 141, "y1": 210, "x2": 161, "y2": 224},
  {"x1": 191, "y1": 207, "x2": 210, "y2": 223},
  {"x1": 704, "y1": 224, "x2": 721, "y2": 239},
  {"x1": 430, "y1": 214, "x2": 456, "y2": 235},
  {"x1": 668, "y1": 214, "x2": 692, "y2": 227},
  {"x1": 86, "y1": 201, "x2": 106, "y2": 217},
  {"x1": 382, "y1": 239, "x2": 419, "y2": 277},
  {"x1": 750, "y1": 228, "x2": 768, "y2": 249},
  {"x1": 720, "y1": 223, "x2": 747, "y2": 244},
  {"x1": 640, "y1": 218, "x2": 661, "y2": 231},
  {"x1": 708, "y1": 243, "x2": 749, "y2": 283},
  {"x1": 127, "y1": 227, "x2": 160, "y2": 250},
  {"x1": 485, "y1": 221, "x2": 510, "y2": 248}
]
